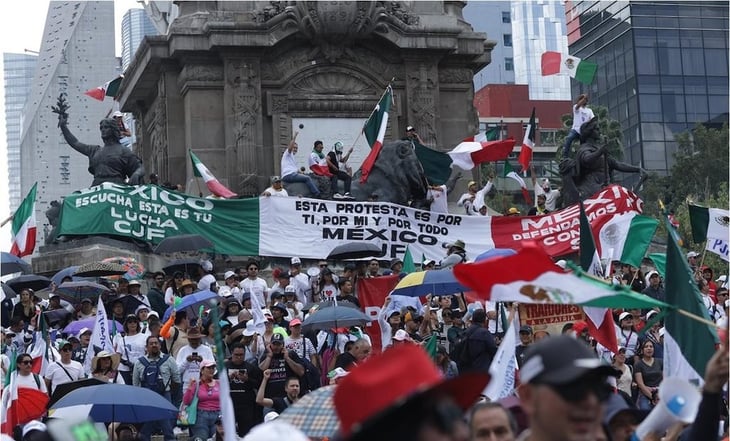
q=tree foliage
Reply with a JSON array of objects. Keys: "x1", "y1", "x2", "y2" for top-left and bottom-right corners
[{"x1": 555, "y1": 105, "x2": 624, "y2": 161}]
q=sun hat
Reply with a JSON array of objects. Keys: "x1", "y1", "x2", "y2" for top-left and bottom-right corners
[
  {"x1": 333, "y1": 344, "x2": 489, "y2": 439},
  {"x1": 187, "y1": 327, "x2": 202, "y2": 339},
  {"x1": 449, "y1": 239, "x2": 466, "y2": 250},
  {"x1": 92, "y1": 350, "x2": 121, "y2": 371},
  {"x1": 507, "y1": 207, "x2": 520, "y2": 215},
  {"x1": 180, "y1": 279, "x2": 196, "y2": 289},
  {"x1": 520, "y1": 335, "x2": 616, "y2": 385},
  {"x1": 242, "y1": 320, "x2": 257, "y2": 337},
  {"x1": 271, "y1": 303, "x2": 289, "y2": 317},
  {"x1": 135, "y1": 304, "x2": 150, "y2": 314},
  {"x1": 128, "y1": 280, "x2": 141, "y2": 287}
]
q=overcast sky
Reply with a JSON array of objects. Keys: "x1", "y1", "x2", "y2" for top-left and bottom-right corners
[{"x1": 0, "y1": 0, "x2": 139, "y2": 253}]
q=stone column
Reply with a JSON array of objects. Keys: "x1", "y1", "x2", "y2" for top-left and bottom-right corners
[
  {"x1": 403, "y1": 59, "x2": 441, "y2": 147},
  {"x1": 224, "y1": 58, "x2": 263, "y2": 196},
  {"x1": 265, "y1": 92, "x2": 291, "y2": 178}
]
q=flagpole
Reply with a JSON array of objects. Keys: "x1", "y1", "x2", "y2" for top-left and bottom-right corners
[
  {"x1": 362, "y1": 78, "x2": 396, "y2": 128},
  {"x1": 194, "y1": 177, "x2": 204, "y2": 198},
  {"x1": 0, "y1": 213, "x2": 13, "y2": 228}
]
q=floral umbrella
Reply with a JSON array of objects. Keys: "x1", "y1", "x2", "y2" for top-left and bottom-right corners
[{"x1": 101, "y1": 257, "x2": 146, "y2": 281}]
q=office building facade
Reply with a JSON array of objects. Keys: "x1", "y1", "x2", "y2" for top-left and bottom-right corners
[
  {"x1": 121, "y1": 8, "x2": 159, "y2": 71},
  {"x1": 18, "y1": 1, "x2": 118, "y2": 249},
  {"x1": 567, "y1": 1, "x2": 729, "y2": 175},
  {"x1": 4, "y1": 53, "x2": 37, "y2": 212},
  {"x1": 463, "y1": 1, "x2": 515, "y2": 90}
]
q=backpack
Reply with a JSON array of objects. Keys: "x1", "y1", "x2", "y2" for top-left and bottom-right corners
[
  {"x1": 139, "y1": 355, "x2": 169, "y2": 394},
  {"x1": 295, "y1": 342, "x2": 321, "y2": 393},
  {"x1": 450, "y1": 327, "x2": 475, "y2": 370}
]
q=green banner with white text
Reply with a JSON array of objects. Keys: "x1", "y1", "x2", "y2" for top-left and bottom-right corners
[{"x1": 58, "y1": 183, "x2": 259, "y2": 255}]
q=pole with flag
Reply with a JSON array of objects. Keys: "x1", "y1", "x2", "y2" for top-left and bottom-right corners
[
  {"x1": 518, "y1": 108, "x2": 536, "y2": 172},
  {"x1": 402, "y1": 246, "x2": 416, "y2": 274},
  {"x1": 360, "y1": 85, "x2": 393, "y2": 183},
  {"x1": 483, "y1": 309, "x2": 518, "y2": 401},
  {"x1": 208, "y1": 299, "x2": 236, "y2": 441},
  {"x1": 84, "y1": 296, "x2": 114, "y2": 374},
  {"x1": 502, "y1": 160, "x2": 532, "y2": 205},
  {"x1": 189, "y1": 150, "x2": 237, "y2": 199},
  {"x1": 10, "y1": 183, "x2": 38, "y2": 257},
  {"x1": 579, "y1": 202, "x2": 619, "y2": 355},
  {"x1": 84, "y1": 75, "x2": 124, "y2": 101}
]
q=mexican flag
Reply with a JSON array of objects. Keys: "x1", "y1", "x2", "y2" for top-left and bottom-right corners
[
  {"x1": 580, "y1": 202, "x2": 618, "y2": 354},
  {"x1": 360, "y1": 86, "x2": 393, "y2": 183},
  {"x1": 453, "y1": 244, "x2": 669, "y2": 310},
  {"x1": 663, "y1": 219, "x2": 718, "y2": 385},
  {"x1": 447, "y1": 137, "x2": 515, "y2": 170},
  {"x1": 502, "y1": 160, "x2": 532, "y2": 205},
  {"x1": 402, "y1": 246, "x2": 416, "y2": 274},
  {"x1": 688, "y1": 204, "x2": 729, "y2": 262},
  {"x1": 518, "y1": 108, "x2": 535, "y2": 172},
  {"x1": 484, "y1": 126, "x2": 501, "y2": 141},
  {"x1": 483, "y1": 313, "x2": 518, "y2": 401},
  {"x1": 541, "y1": 51, "x2": 598, "y2": 84},
  {"x1": 414, "y1": 140, "x2": 452, "y2": 185},
  {"x1": 10, "y1": 183, "x2": 37, "y2": 257},
  {"x1": 190, "y1": 150, "x2": 237, "y2": 199},
  {"x1": 596, "y1": 213, "x2": 659, "y2": 268},
  {"x1": 84, "y1": 75, "x2": 123, "y2": 101}
]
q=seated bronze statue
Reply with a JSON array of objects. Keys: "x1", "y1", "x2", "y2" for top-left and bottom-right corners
[
  {"x1": 52, "y1": 94, "x2": 145, "y2": 187},
  {"x1": 560, "y1": 116, "x2": 647, "y2": 206}
]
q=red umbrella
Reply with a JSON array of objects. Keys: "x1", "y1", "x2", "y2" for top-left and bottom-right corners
[{"x1": 3, "y1": 387, "x2": 49, "y2": 431}]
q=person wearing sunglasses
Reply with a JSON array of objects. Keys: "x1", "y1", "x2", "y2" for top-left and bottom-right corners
[
  {"x1": 11, "y1": 353, "x2": 47, "y2": 393},
  {"x1": 518, "y1": 335, "x2": 617, "y2": 441},
  {"x1": 44, "y1": 339, "x2": 84, "y2": 394}
]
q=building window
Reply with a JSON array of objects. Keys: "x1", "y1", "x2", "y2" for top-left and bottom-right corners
[
  {"x1": 502, "y1": 11, "x2": 511, "y2": 23},
  {"x1": 503, "y1": 34, "x2": 513, "y2": 47},
  {"x1": 539, "y1": 130, "x2": 559, "y2": 146},
  {"x1": 505, "y1": 57, "x2": 514, "y2": 71}
]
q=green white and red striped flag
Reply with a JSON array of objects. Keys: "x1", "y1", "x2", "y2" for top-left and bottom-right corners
[
  {"x1": 518, "y1": 108, "x2": 535, "y2": 171},
  {"x1": 541, "y1": 52, "x2": 598, "y2": 84},
  {"x1": 502, "y1": 160, "x2": 532, "y2": 205},
  {"x1": 84, "y1": 75, "x2": 123, "y2": 101},
  {"x1": 360, "y1": 86, "x2": 393, "y2": 183},
  {"x1": 597, "y1": 213, "x2": 659, "y2": 268},
  {"x1": 189, "y1": 150, "x2": 237, "y2": 199},
  {"x1": 10, "y1": 183, "x2": 37, "y2": 257},
  {"x1": 688, "y1": 204, "x2": 729, "y2": 262}
]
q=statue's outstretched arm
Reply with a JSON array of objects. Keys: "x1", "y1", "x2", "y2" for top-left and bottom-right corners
[
  {"x1": 52, "y1": 94, "x2": 94, "y2": 157},
  {"x1": 608, "y1": 158, "x2": 641, "y2": 174}
]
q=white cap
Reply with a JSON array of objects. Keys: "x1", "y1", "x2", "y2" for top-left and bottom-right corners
[
  {"x1": 290, "y1": 257, "x2": 301, "y2": 265},
  {"x1": 135, "y1": 304, "x2": 149, "y2": 314},
  {"x1": 200, "y1": 260, "x2": 213, "y2": 271},
  {"x1": 148, "y1": 311, "x2": 159, "y2": 319},
  {"x1": 284, "y1": 285, "x2": 296, "y2": 293},
  {"x1": 618, "y1": 312, "x2": 632, "y2": 322},
  {"x1": 243, "y1": 320, "x2": 257, "y2": 337},
  {"x1": 77, "y1": 327, "x2": 92, "y2": 337},
  {"x1": 716, "y1": 275, "x2": 727, "y2": 283},
  {"x1": 264, "y1": 411, "x2": 280, "y2": 423},
  {"x1": 112, "y1": 111, "x2": 123, "y2": 118},
  {"x1": 393, "y1": 329, "x2": 411, "y2": 341},
  {"x1": 687, "y1": 251, "x2": 700, "y2": 258},
  {"x1": 22, "y1": 421, "x2": 47, "y2": 438},
  {"x1": 645, "y1": 310, "x2": 658, "y2": 320},
  {"x1": 224, "y1": 271, "x2": 236, "y2": 280},
  {"x1": 556, "y1": 259, "x2": 567, "y2": 269}
]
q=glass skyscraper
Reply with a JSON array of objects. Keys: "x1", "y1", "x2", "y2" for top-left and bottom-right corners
[
  {"x1": 567, "y1": 1, "x2": 729, "y2": 175},
  {"x1": 121, "y1": 8, "x2": 158, "y2": 71},
  {"x1": 3, "y1": 53, "x2": 37, "y2": 211}
]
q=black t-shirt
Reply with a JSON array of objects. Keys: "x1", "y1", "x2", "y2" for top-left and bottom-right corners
[
  {"x1": 327, "y1": 151, "x2": 339, "y2": 173},
  {"x1": 259, "y1": 353, "x2": 299, "y2": 398},
  {"x1": 271, "y1": 396, "x2": 295, "y2": 413}
]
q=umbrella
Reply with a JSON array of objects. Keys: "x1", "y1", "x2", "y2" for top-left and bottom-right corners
[
  {"x1": 2, "y1": 282, "x2": 17, "y2": 300},
  {"x1": 43, "y1": 309, "x2": 73, "y2": 328},
  {"x1": 105, "y1": 295, "x2": 145, "y2": 317},
  {"x1": 5, "y1": 387, "x2": 49, "y2": 427},
  {"x1": 49, "y1": 384, "x2": 178, "y2": 423},
  {"x1": 162, "y1": 258, "x2": 202, "y2": 277},
  {"x1": 327, "y1": 242, "x2": 385, "y2": 260},
  {"x1": 48, "y1": 377, "x2": 106, "y2": 407},
  {"x1": 55, "y1": 281, "x2": 109, "y2": 305},
  {"x1": 74, "y1": 262, "x2": 127, "y2": 277},
  {"x1": 101, "y1": 257, "x2": 146, "y2": 281},
  {"x1": 154, "y1": 234, "x2": 214, "y2": 254},
  {"x1": 63, "y1": 317, "x2": 123, "y2": 336},
  {"x1": 301, "y1": 304, "x2": 371, "y2": 331},
  {"x1": 5, "y1": 274, "x2": 52, "y2": 292},
  {"x1": 390, "y1": 269, "x2": 469, "y2": 298},
  {"x1": 1, "y1": 252, "x2": 32, "y2": 275},
  {"x1": 475, "y1": 248, "x2": 517, "y2": 262},
  {"x1": 51, "y1": 266, "x2": 81, "y2": 285},
  {"x1": 303, "y1": 300, "x2": 358, "y2": 312},
  {"x1": 162, "y1": 289, "x2": 218, "y2": 321},
  {"x1": 279, "y1": 385, "x2": 339, "y2": 437}
]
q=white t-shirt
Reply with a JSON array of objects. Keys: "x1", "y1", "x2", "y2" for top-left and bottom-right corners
[
  {"x1": 428, "y1": 185, "x2": 448, "y2": 213},
  {"x1": 281, "y1": 150, "x2": 298, "y2": 177},
  {"x1": 263, "y1": 186, "x2": 289, "y2": 197},
  {"x1": 284, "y1": 335, "x2": 317, "y2": 360},
  {"x1": 571, "y1": 105, "x2": 595, "y2": 132},
  {"x1": 534, "y1": 183, "x2": 561, "y2": 212},
  {"x1": 198, "y1": 274, "x2": 217, "y2": 292},
  {"x1": 113, "y1": 332, "x2": 148, "y2": 372},
  {"x1": 176, "y1": 344, "x2": 215, "y2": 385},
  {"x1": 240, "y1": 277, "x2": 269, "y2": 307},
  {"x1": 45, "y1": 360, "x2": 85, "y2": 393}
]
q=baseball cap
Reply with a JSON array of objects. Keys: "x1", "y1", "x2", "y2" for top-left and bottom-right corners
[
  {"x1": 128, "y1": 280, "x2": 141, "y2": 287},
  {"x1": 78, "y1": 327, "x2": 91, "y2": 337},
  {"x1": 56, "y1": 339, "x2": 72, "y2": 350},
  {"x1": 278, "y1": 271, "x2": 292, "y2": 279},
  {"x1": 393, "y1": 329, "x2": 411, "y2": 341},
  {"x1": 22, "y1": 420, "x2": 47, "y2": 438},
  {"x1": 271, "y1": 175, "x2": 282, "y2": 184},
  {"x1": 112, "y1": 111, "x2": 123, "y2": 118},
  {"x1": 406, "y1": 126, "x2": 415, "y2": 132},
  {"x1": 290, "y1": 318, "x2": 302, "y2": 327},
  {"x1": 284, "y1": 285, "x2": 296, "y2": 293},
  {"x1": 603, "y1": 393, "x2": 648, "y2": 427},
  {"x1": 200, "y1": 260, "x2": 213, "y2": 271},
  {"x1": 507, "y1": 207, "x2": 520, "y2": 215},
  {"x1": 334, "y1": 141, "x2": 344, "y2": 152},
  {"x1": 291, "y1": 257, "x2": 301, "y2": 265},
  {"x1": 618, "y1": 312, "x2": 632, "y2": 322},
  {"x1": 687, "y1": 251, "x2": 700, "y2": 258},
  {"x1": 271, "y1": 333, "x2": 285, "y2": 344},
  {"x1": 135, "y1": 304, "x2": 150, "y2": 314},
  {"x1": 80, "y1": 298, "x2": 92, "y2": 304},
  {"x1": 521, "y1": 335, "x2": 616, "y2": 385},
  {"x1": 390, "y1": 258, "x2": 403, "y2": 269},
  {"x1": 519, "y1": 325, "x2": 533, "y2": 334},
  {"x1": 224, "y1": 271, "x2": 236, "y2": 280},
  {"x1": 200, "y1": 359, "x2": 216, "y2": 369}
]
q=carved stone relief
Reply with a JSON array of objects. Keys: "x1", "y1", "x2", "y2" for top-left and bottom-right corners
[
  {"x1": 407, "y1": 63, "x2": 438, "y2": 145},
  {"x1": 438, "y1": 67, "x2": 473, "y2": 84}
]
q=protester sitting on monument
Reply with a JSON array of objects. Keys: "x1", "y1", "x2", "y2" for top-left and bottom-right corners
[
  {"x1": 280, "y1": 132, "x2": 321, "y2": 197},
  {"x1": 562, "y1": 93, "x2": 594, "y2": 158},
  {"x1": 261, "y1": 176, "x2": 289, "y2": 197},
  {"x1": 326, "y1": 142, "x2": 353, "y2": 199}
]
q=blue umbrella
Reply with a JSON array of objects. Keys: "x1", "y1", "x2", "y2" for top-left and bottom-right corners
[
  {"x1": 301, "y1": 304, "x2": 371, "y2": 331},
  {"x1": 51, "y1": 266, "x2": 80, "y2": 285},
  {"x1": 49, "y1": 384, "x2": 178, "y2": 423},
  {"x1": 390, "y1": 269, "x2": 469, "y2": 298},
  {"x1": 63, "y1": 317, "x2": 123, "y2": 336},
  {"x1": 1, "y1": 252, "x2": 32, "y2": 275},
  {"x1": 475, "y1": 248, "x2": 516, "y2": 262},
  {"x1": 162, "y1": 289, "x2": 218, "y2": 321}
]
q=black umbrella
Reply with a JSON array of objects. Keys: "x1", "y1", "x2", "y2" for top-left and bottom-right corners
[
  {"x1": 55, "y1": 281, "x2": 109, "y2": 305},
  {"x1": 162, "y1": 258, "x2": 202, "y2": 277},
  {"x1": 105, "y1": 295, "x2": 145, "y2": 317},
  {"x1": 154, "y1": 234, "x2": 213, "y2": 254},
  {"x1": 301, "y1": 304, "x2": 371, "y2": 331},
  {"x1": 74, "y1": 262, "x2": 128, "y2": 277},
  {"x1": 327, "y1": 242, "x2": 385, "y2": 260},
  {"x1": 2, "y1": 282, "x2": 17, "y2": 300},
  {"x1": 48, "y1": 377, "x2": 108, "y2": 407},
  {"x1": 6, "y1": 275, "x2": 52, "y2": 292},
  {"x1": 1, "y1": 252, "x2": 32, "y2": 275},
  {"x1": 303, "y1": 300, "x2": 359, "y2": 312},
  {"x1": 43, "y1": 309, "x2": 73, "y2": 329}
]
